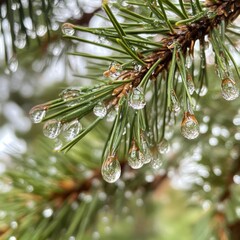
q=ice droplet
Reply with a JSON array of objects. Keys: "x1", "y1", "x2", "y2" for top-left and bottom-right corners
[
  {"x1": 101, "y1": 155, "x2": 121, "y2": 183},
  {"x1": 29, "y1": 105, "x2": 46, "y2": 123},
  {"x1": 61, "y1": 23, "x2": 75, "y2": 36},
  {"x1": 129, "y1": 88, "x2": 146, "y2": 110},
  {"x1": 8, "y1": 56, "x2": 18, "y2": 72},
  {"x1": 62, "y1": 119, "x2": 82, "y2": 141},
  {"x1": 181, "y1": 112, "x2": 200, "y2": 139},
  {"x1": 43, "y1": 119, "x2": 62, "y2": 139},
  {"x1": 128, "y1": 148, "x2": 143, "y2": 169},
  {"x1": 221, "y1": 78, "x2": 239, "y2": 101},
  {"x1": 158, "y1": 139, "x2": 170, "y2": 154},
  {"x1": 93, "y1": 102, "x2": 107, "y2": 118}
]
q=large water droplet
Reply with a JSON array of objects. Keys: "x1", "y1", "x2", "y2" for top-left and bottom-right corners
[
  {"x1": 129, "y1": 88, "x2": 146, "y2": 110},
  {"x1": 158, "y1": 139, "x2": 170, "y2": 154},
  {"x1": 8, "y1": 56, "x2": 18, "y2": 72},
  {"x1": 62, "y1": 119, "x2": 82, "y2": 141},
  {"x1": 170, "y1": 90, "x2": 180, "y2": 113},
  {"x1": 61, "y1": 23, "x2": 75, "y2": 36},
  {"x1": 181, "y1": 112, "x2": 200, "y2": 139},
  {"x1": 93, "y1": 102, "x2": 107, "y2": 118},
  {"x1": 128, "y1": 148, "x2": 143, "y2": 169},
  {"x1": 29, "y1": 105, "x2": 46, "y2": 123},
  {"x1": 221, "y1": 78, "x2": 239, "y2": 101},
  {"x1": 43, "y1": 119, "x2": 62, "y2": 139},
  {"x1": 101, "y1": 155, "x2": 121, "y2": 183}
]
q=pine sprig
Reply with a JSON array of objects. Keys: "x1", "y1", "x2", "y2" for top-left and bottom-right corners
[{"x1": 30, "y1": 0, "x2": 240, "y2": 183}]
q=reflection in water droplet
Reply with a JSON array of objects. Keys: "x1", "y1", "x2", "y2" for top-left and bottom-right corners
[
  {"x1": 29, "y1": 105, "x2": 46, "y2": 123},
  {"x1": 129, "y1": 88, "x2": 146, "y2": 110},
  {"x1": 43, "y1": 119, "x2": 62, "y2": 139},
  {"x1": 61, "y1": 23, "x2": 75, "y2": 36},
  {"x1": 221, "y1": 78, "x2": 239, "y2": 101},
  {"x1": 101, "y1": 155, "x2": 121, "y2": 183}
]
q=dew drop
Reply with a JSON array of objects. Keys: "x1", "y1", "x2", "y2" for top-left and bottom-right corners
[
  {"x1": 128, "y1": 148, "x2": 143, "y2": 169},
  {"x1": 187, "y1": 74, "x2": 195, "y2": 95},
  {"x1": 158, "y1": 139, "x2": 170, "y2": 154},
  {"x1": 170, "y1": 90, "x2": 181, "y2": 113},
  {"x1": 29, "y1": 105, "x2": 46, "y2": 123},
  {"x1": 129, "y1": 88, "x2": 146, "y2": 110},
  {"x1": 62, "y1": 119, "x2": 82, "y2": 141},
  {"x1": 43, "y1": 119, "x2": 62, "y2": 139},
  {"x1": 8, "y1": 56, "x2": 18, "y2": 72},
  {"x1": 61, "y1": 23, "x2": 75, "y2": 36},
  {"x1": 93, "y1": 102, "x2": 107, "y2": 118},
  {"x1": 181, "y1": 112, "x2": 200, "y2": 139},
  {"x1": 221, "y1": 78, "x2": 239, "y2": 101},
  {"x1": 101, "y1": 155, "x2": 121, "y2": 183}
]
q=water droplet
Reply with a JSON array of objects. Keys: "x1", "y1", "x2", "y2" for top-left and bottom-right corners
[
  {"x1": 59, "y1": 88, "x2": 81, "y2": 106},
  {"x1": 14, "y1": 33, "x2": 26, "y2": 49},
  {"x1": 181, "y1": 112, "x2": 200, "y2": 139},
  {"x1": 151, "y1": 153, "x2": 164, "y2": 169},
  {"x1": 141, "y1": 140, "x2": 153, "y2": 164},
  {"x1": 186, "y1": 54, "x2": 192, "y2": 68},
  {"x1": 8, "y1": 56, "x2": 18, "y2": 72},
  {"x1": 54, "y1": 138, "x2": 63, "y2": 151},
  {"x1": 129, "y1": 88, "x2": 146, "y2": 110},
  {"x1": 106, "y1": 108, "x2": 117, "y2": 122},
  {"x1": 93, "y1": 102, "x2": 107, "y2": 118},
  {"x1": 10, "y1": 221, "x2": 18, "y2": 229},
  {"x1": 62, "y1": 119, "x2": 82, "y2": 141},
  {"x1": 187, "y1": 74, "x2": 195, "y2": 95},
  {"x1": 29, "y1": 105, "x2": 46, "y2": 123},
  {"x1": 158, "y1": 139, "x2": 170, "y2": 154},
  {"x1": 42, "y1": 208, "x2": 53, "y2": 218},
  {"x1": 198, "y1": 85, "x2": 208, "y2": 96},
  {"x1": 170, "y1": 90, "x2": 181, "y2": 113},
  {"x1": 103, "y1": 62, "x2": 122, "y2": 79},
  {"x1": 128, "y1": 148, "x2": 143, "y2": 169},
  {"x1": 61, "y1": 23, "x2": 75, "y2": 36},
  {"x1": 43, "y1": 119, "x2": 62, "y2": 139},
  {"x1": 221, "y1": 78, "x2": 239, "y2": 101},
  {"x1": 101, "y1": 155, "x2": 121, "y2": 183}
]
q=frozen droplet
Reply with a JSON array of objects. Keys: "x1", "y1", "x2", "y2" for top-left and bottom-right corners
[
  {"x1": 101, "y1": 155, "x2": 121, "y2": 183},
  {"x1": 181, "y1": 112, "x2": 200, "y2": 139},
  {"x1": 62, "y1": 119, "x2": 82, "y2": 141},
  {"x1": 128, "y1": 149, "x2": 143, "y2": 169},
  {"x1": 29, "y1": 105, "x2": 46, "y2": 123},
  {"x1": 221, "y1": 78, "x2": 239, "y2": 101},
  {"x1": 187, "y1": 74, "x2": 195, "y2": 95},
  {"x1": 43, "y1": 119, "x2": 62, "y2": 139},
  {"x1": 54, "y1": 138, "x2": 63, "y2": 151},
  {"x1": 8, "y1": 56, "x2": 18, "y2": 72},
  {"x1": 106, "y1": 108, "x2": 117, "y2": 122},
  {"x1": 129, "y1": 88, "x2": 146, "y2": 110},
  {"x1": 59, "y1": 88, "x2": 80, "y2": 106},
  {"x1": 61, "y1": 23, "x2": 75, "y2": 36},
  {"x1": 42, "y1": 208, "x2": 53, "y2": 218},
  {"x1": 93, "y1": 102, "x2": 107, "y2": 118},
  {"x1": 158, "y1": 139, "x2": 170, "y2": 154},
  {"x1": 170, "y1": 90, "x2": 181, "y2": 113}
]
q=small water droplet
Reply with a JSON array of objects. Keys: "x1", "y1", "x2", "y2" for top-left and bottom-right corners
[
  {"x1": 128, "y1": 148, "x2": 143, "y2": 169},
  {"x1": 181, "y1": 112, "x2": 200, "y2": 139},
  {"x1": 61, "y1": 23, "x2": 75, "y2": 36},
  {"x1": 42, "y1": 208, "x2": 53, "y2": 218},
  {"x1": 187, "y1": 74, "x2": 195, "y2": 95},
  {"x1": 101, "y1": 155, "x2": 121, "y2": 183},
  {"x1": 158, "y1": 139, "x2": 170, "y2": 154},
  {"x1": 14, "y1": 33, "x2": 26, "y2": 49},
  {"x1": 43, "y1": 119, "x2": 62, "y2": 139},
  {"x1": 59, "y1": 88, "x2": 81, "y2": 106},
  {"x1": 106, "y1": 108, "x2": 117, "y2": 122},
  {"x1": 8, "y1": 56, "x2": 18, "y2": 72},
  {"x1": 103, "y1": 62, "x2": 122, "y2": 79},
  {"x1": 54, "y1": 138, "x2": 63, "y2": 151},
  {"x1": 198, "y1": 85, "x2": 208, "y2": 96},
  {"x1": 151, "y1": 153, "x2": 164, "y2": 169},
  {"x1": 29, "y1": 105, "x2": 46, "y2": 123},
  {"x1": 141, "y1": 140, "x2": 153, "y2": 164},
  {"x1": 221, "y1": 78, "x2": 239, "y2": 101},
  {"x1": 170, "y1": 90, "x2": 181, "y2": 113},
  {"x1": 62, "y1": 119, "x2": 82, "y2": 141},
  {"x1": 93, "y1": 102, "x2": 107, "y2": 118},
  {"x1": 129, "y1": 87, "x2": 146, "y2": 110},
  {"x1": 186, "y1": 54, "x2": 193, "y2": 68},
  {"x1": 10, "y1": 221, "x2": 18, "y2": 229}
]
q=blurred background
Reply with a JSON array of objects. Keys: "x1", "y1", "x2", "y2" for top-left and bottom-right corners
[{"x1": 0, "y1": 1, "x2": 240, "y2": 239}]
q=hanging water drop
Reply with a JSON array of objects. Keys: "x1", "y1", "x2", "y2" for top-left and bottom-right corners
[
  {"x1": 29, "y1": 105, "x2": 46, "y2": 123},
  {"x1": 151, "y1": 152, "x2": 164, "y2": 169},
  {"x1": 93, "y1": 102, "x2": 107, "y2": 118},
  {"x1": 198, "y1": 85, "x2": 208, "y2": 96},
  {"x1": 43, "y1": 119, "x2": 62, "y2": 139},
  {"x1": 101, "y1": 155, "x2": 121, "y2": 183},
  {"x1": 170, "y1": 90, "x2": 181, "y2": 113},
  {"x1": 62, "y1": 119, "x2": 82, "y2": 141},
  {"x1": 129, "y1": 88, "x2": 146, "y2": 110},
  {"x1": 61, "y1": 23, "x2": 75, "y2": 36},
  {"x1": 181, "y1": 112, "x2": 200, "y2": 139},
  {"x1": 221, "y1": 78, "x2": 239, "y2": 101},
  {"x1": 187, "y1": 74, "x2": 195, "y2": 95},
  {"x1": 8, "y1": 56, "x2": 18, "y2": 72},
  {"x1": 128, "y1": 147, "x2": 143, "y2": 169},
  {"x1": 185, "y1": 54, "x2": 193, "y2": 69},
  {"x1": 158, "y1": 139, "x2": 170, "y2": 154}
]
